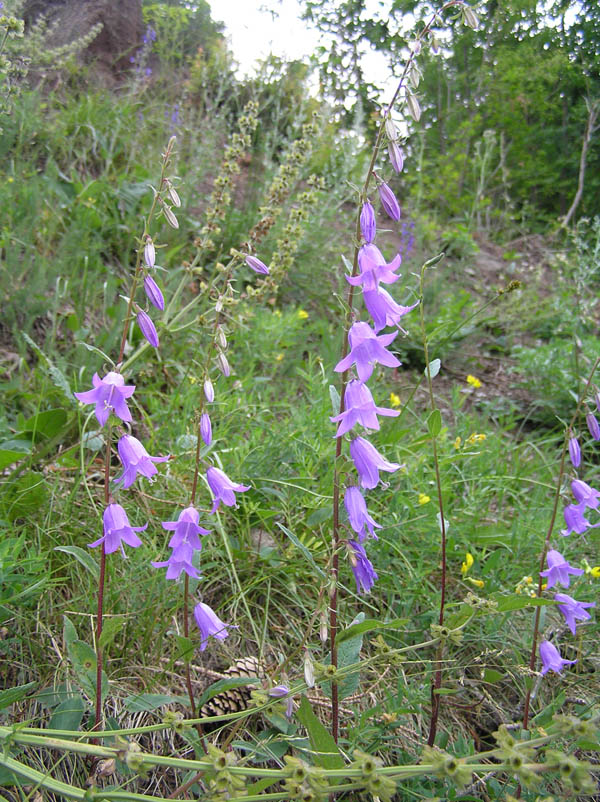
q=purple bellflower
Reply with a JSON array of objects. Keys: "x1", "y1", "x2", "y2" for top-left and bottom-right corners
[
  {"x1": 561, "y1": 502, "x2": 594, "y2": 536},
  {"x1": 587, "y1": 412, "x2": 600, "y2": 440},
  {"x1": 89, "y1": 503, "x2": 147, "y2": 555},
  {"x1": 144, "y1": 275, "x2": 165, "y2": 311},
  {"x1": 363, "y1": 288, "x2": 419, "y2": 333},
  {"x1": 360, "y1": 202, "x2": 376, "y2": 243},
  {"x1": 554, "y1": 592, "x2": 595, "y2": 635},
  {"x1": 162, "y1": 505, "x2": 210, "y2": 550},
  {"x1": 114, "y1": 435, "x2": 169, "y2": 488},
  {"x1": 200, "y1": 412, "x2": 212, "y2": 446},
  {"x1": 152, "y1": 541, "x2": 200, "y2": 580},
  {"x1": 378, "y1": 182, "x2": 401, "y2": 221},
  {"x1": 206, "y1": 466, "x2": 250, "y2": 512},
  {"x1": 350, "y1": 436, "x2": 401, "y2": 489},
  {"x1": 344, "y1": 486, "x2": 381, "y2": 541},
  {"x1": 330, "y1": 379, "x2": 399, "y2": 436},
  {"x1": 268, "y1": 685, "x2": 294, "y2": 718},
  {"x1": 571, "y1": 478, "x2": 600, "y2": 510},
  {"x1": 568, "y1": 436, "x2": 581, "y2": 468},
  {"x1": 137, "y1": 309, "x2": 159, "y2": 348},
  {"x1": 540, "y1": 549, "x2": 584, "y2": 589},
  {"x1": 348, "y1": 539, "x2": 378, "y2": 594},
  {"x1": 539, "y1": 640, "x2": 577, "y2": 675},
  {"x1": 245, "y1": 255, "x2": 270, "y2": 274},
  {"x1": 346, "y1": 244, "x2": 401, "y2": 292},
  {"x1": 334, "y1": 321, "x2": 400, "y2": 383},
  {"x1": 74, "y1": 371, "x2": 135, "y2": 428},
  {"x1": 194, "y1": 601, "x2": 232, "y2": 651}
]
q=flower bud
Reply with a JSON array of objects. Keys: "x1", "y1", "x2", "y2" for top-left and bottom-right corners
[
  {"x1": 569, "y1": 436, "x2": 581, "y2": 468},
  {"x1": 144, "y1": 275, "x2": 164, "y2": 310},
  {"x1": 137, "y1": 309, "x2": 159, "y2": 348},
  {"x1": 167, "y1": 183, "x2": 181, "y2": 207},
  {"x1": 144, "y1": 237, "x2": 155, "y2": 269},
  {"x1": 587, "y1": 413, "x2": 600, "y2": 440},
  {"x1": 217, "y1": 326, "x2": 227, "y2": 350},
  {"x1": 378, "y1": 182, "x2": 401, "y2": 221},
  {"x1": 388, "y1": 141, "x2": 404, "y2": 173},
  {"x1": 360, "y1": 201, "x2": 376, "y2": 243},
  {"x1": 217, "y1": 352, "x2": 230, "y2": 377},
  {"x1": 204, "y1": 378, "x2": 215, "y2": 402},
  {"x1": 304, "y1": 649, "x2": 315, "y2": 688},
  {"x1": 319, "y1": 609, "x2": 328, "y2": 643},
  {"x1": 163, "y1": 205, "x2": 179, "y2": 229},
  {"x1": 200, "y1": 412, "x2": 212, "y2": 446},
  {"x1": 245, "y1": 254, "x2": 270, "y2": 275},
  {"x1": 463, "y1": 6, "x2": 479, "y2": 29},
  {"x1": 406, "y1": 91, "x2": 421, "y2": 122},
  {"x1": 385, "y1": 117, "x2": 398, "y2": 141}
]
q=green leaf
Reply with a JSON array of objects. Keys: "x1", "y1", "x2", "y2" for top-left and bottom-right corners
[
  {"x1": 427, "y1": 409, "x2": 442, "y2": 437},
  {"x1": 0, "y1": 448, "x2": 31, "y2": 470},
  {"x1": 63, "y1": 615, "x2": 78, "y2": 651},
  {"x1": 21, "y1": 409, "x2": 67, "y2": 439},
  {"x1": 98, "y1": 617, "x2": 124, "y2": 650},
  {"x1": 329, "y1": 384, "x2": 341, "y2": 415},
  {"x1": 276, "y1": 522, "x2": 325, "y2": 577},
  {"x1": 482, "y1": 669, "x2": 505, "y2": 683},
  {"x1": 323, "y1": 612, "x2": 365, "y2": 700},
  {"x1": 296, "y1": 695, "x2": 344, "y2": 772},
  {"x1": 425, "y1": 358, "x2": 441, "y2": 379},
  {"x1": 174, "y1": 634, "x2": 195, "y2": 664},
  {"x1": 54, "y1": 546, "x2": 99, "y2": 580},
  {"x1": 0, "y1": 682, "x2": 37, "y2": 711},
  {"x1": 76, "y1": 341, "x2": 115, "y2": 366},
  {"x1": 335, "y1": 617, "x2": 407, "y2": 644},
  {"x1": 48, "y1": 695, "x2": 86, "y2": 733},
  {"x1": 21, "y1": 331, "x2": 73, "y2": 401},
  {"x1": 196, "y1": 677, "x2": 260, "y2": 712},
  {"x1": 494, "y1": 594, "x2": 555, "y2": 612},
  {"x1": 67, "y1": 639, "x2": 108, "y2": 702},
  {"x1": 123, "y1": 693, "x2": 190, "y2": 713}
]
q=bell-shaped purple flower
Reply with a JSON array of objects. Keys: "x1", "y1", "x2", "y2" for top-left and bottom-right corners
[
  {"x1": 363, "y1": 288, "x2": 419, "y2": 333},
  {"x1": 586, "y1": 412, "x2": 600, "y2": 441},
  {"x1": 194, "y1": 601, "x2": 232, "y2": 651},
  {"x1": 245, "y1": 255, "x2": 270, "y2": 274},
  {"x1": 554, "y1": 592, "x2": 595, "y2": 635},
  {"x1": 360, "y1": 201, "x2": 376, "y2": 243},
  {"x1": 334, "y1": 321, "x2": 400, "y2": 383},
  {"x1": 152, "y1": 541, "x2": 201, "y2": 580},
  {"x1": 539, "y1": 640, "x2": 577, "y2": 675},
  {"x1": 114, "y1": 434, "x2": 169, "y2": 488},
  {"x1": 350, "y1": 436, "x2": 401, "y2": 489},
  {"x1": 378, "y1": 182, "x2": 401, "y2": 221},
  {"x1": 89, "y1": 503, "x2": 147, "y2": 555},
  {"x1": 200, "y1": 412, "x2": 212, "y2": 446},
  {"x1": 137, "y1": 309, "x2": 159, "y2": 348},
  {"x1": 561, "y1": 502, "x2": 597, "y2": 537},
  {"x1": 74, "y1": 371, "x2": 135, "y2": 428},
  {"x1": 568, "y1": 436, "x2": 581, "y2": 468},
  {"x1": 388, "y1": 141, "x2": 404, "y2": 173},
  {"x1": 348, "y1": 539, "x2": 378, "y2": 594},
  {"x1": 346, "y1": 244, "x2": 401, "y2": 292},
  {"x1": 571, "y1": 478, "x2": 600, "y2": 510},
  {"x1": 162, "y1": 505, "x2": 210, "y2": 551},
  {"x1": 206, "y1": 466, "x2": 250, "y2": 512},
  {"x1": 144, "y1": 275, "x2": 165, "y2": 311},
  {"x1": 268, "y1": 685, "x2": 294, "y2": 718},
  {"x1": 344, "y1": 486, "x2": 381, "y2": 541},
  {"x1": 330, "y1": 379, "x2": 399, "y2": 436},
  {"x1": 540, "y1": 548, "x2": 584, "y2": 589}
]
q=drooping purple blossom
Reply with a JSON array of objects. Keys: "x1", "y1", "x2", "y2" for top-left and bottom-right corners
[
  {"x1": 571, "y1": 478, "x2": 600, "y2": 510},
  {"x1": 330, "y1": 379, "x2": 399, "y2": 436},
  {"x1": 346, "y1": 244, "x2": 401, "y2": 291},
  {"x1": 152, "y1": 541, "x2": 200, "y2": 580},
  {"x1": 586, "y1": 412, "x2": 600, "y2": 441},
  {"x1": 194, "y1": 601, "x2": 231, "y2": 651},
  {"x1": 540, "y1": 549, "x2": 584, "y2": 589},
  {"x1": 245, "y1": 255, "x2": 270, "y2": 274},
  {"x1": 206, "y1": 466, "x2": 250, "y2": 512},
  {"x1": 349, "y1": 436, "x2": 401, "y2": 489},
  {"x1": 89, "y1": 503, "x2": 147, "y2": 555},
  {"x1": 114, "y1": 435, "x2": 169, "y2": 488},
  {"x1": 200, "y1": 412, "x2": 212, "y2": 446},
  {"x1": 554, "y1": 592, "x2": 595, "y2": 635},
  {"x1": 334, "y1": 321, "x2": 400, "y2": 383},
  {"x1": 378, "y1": 182, "x2": 401, "y2": 221},
  {"x1": 561, "y1": 502, "x2": 595, "y2": 537},
  {"x1": 268, "y1": 685, "x2": 294, "y2": 718},
  {"x1": 161, "y1": 506, "x2": 210, "y2": 550},
  {"x1": 144, "y1": 275, "x2": 165, "y2": 311},
  {"x1": 137, "y1": 309, "x2": 159, "y2": 348},
  {"x1": 344, "y1": 486, "x2": 381, "y2": 541},
  {"x1": 348, "y1": 539, "x2": 378, "y2": 594},
  {"x1": 568, "y1": 436, "x2": 581, "y2": 468},
  {"x1": 539, "y1": 640, "x2": 577, "y2": 675},
  {"x1": 363, "y1": 288, "x2": 419, "y2": 333},
  {"x1": 388, "y1": 141, "x2": 404, "y2": 173},
  {"x1": 360, "y1": 201, "x2": 376, "y2": 243},
  {"x1": 74, "y1": 371, "x2": 135, "y2": 427}
]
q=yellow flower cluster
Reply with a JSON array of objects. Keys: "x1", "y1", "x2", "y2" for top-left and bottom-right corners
[
  {"x1": 466, "y1": 433, "x2": 486, "y2": 445},
  {"x1": 460, "y1": 552, "x2": 484, "y2": 587},
  {"x1": 389, "y1": 392, "x2": 401, "y2": 409},
  {"x1": 418, "y1": 493, "x2": 430, "y2": 505},
  {"x1": 466, "y1": 374, "x2": 482, "y2": 388}
]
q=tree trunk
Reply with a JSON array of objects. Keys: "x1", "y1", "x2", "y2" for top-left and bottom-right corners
[{"x1": 561, "y1": 99, "x2": 600, "y2": 229}]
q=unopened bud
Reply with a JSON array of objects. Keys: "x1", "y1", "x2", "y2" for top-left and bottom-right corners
[
  {"x1": 217, "y1": 327, "x2": 227, "y2": 349},
  {"x1": 167, "y1": 184, "x2": 181, "y2": 208},
  {"x1": 144, "y1": 237, "x2": 155, "y2": 268},
  {"x1": 406, "y1": 92, "x2": 421, "y2": 122},
  {"x1": 385, "y1": 117, "x2": 398, "y2": 141},
  {"x1": 409, "y1": 62, "x2": 421, "y2": 89},
  {"x1": 388, "y1": 141, "x2": 404, "y2": 173},
  {"x1": 163, "y1": 205, "x2": 179, "y2": 229},
  {"x1": 215, "y1": 297, "x2": 224, "y2": 313},
  {"x1": 204, "y1": 378, "x2": 215, "y2": 403},
  {"x1": 217, "y1": 351, "x2": 230, "y2": 377},
  {"x1": 304, "y1": 650, "x2": 315, "y2": 688},
  {"x1": 319, "y1": 610, "x2": 328, "y2": 643},
  {"x1": 463, "y1": 5, "x2": 479, "y2": 29}
]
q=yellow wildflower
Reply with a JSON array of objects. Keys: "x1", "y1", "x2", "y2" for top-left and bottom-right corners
[
  {"x1": 274, "y1": 309, "x2": 282, "y2": 317},
  {"x1": 466, "y1": 374, "x2": 482, "y2": 388},
  {"x1": 275, "y1": 353, "x2": 284, "y2": 362},
  {"x1": 7, "y1": 177, "x2": 14, "y2": 183},
  {"x1": 591, "y1": 567, "x2": 600, "y2": 578},
  {"x1": 454, "y1": 436, "x2": 462, "y2": 450},
  {"x1": 466, "y1": 433, "x2": 486, "y2": 445},
  {"x1": 298, "y1": 309, "x2": 309, "y2": 320},
  {"x1": 467, "y1": 578, "x2": 484, "y2": 588},
  {"x1": 418, "y1": 493, "x2": 431, "y2": 505},
  {"x1": 389, "y1": 392, "x2": 401, "y2": 408},
  {"x1": 461, "y1": 552, "x2": 474, "y2": 575}
]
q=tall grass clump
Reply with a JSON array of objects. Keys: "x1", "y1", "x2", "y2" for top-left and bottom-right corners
[{"x1": 1, "y1": 1, "x2": 599, "y2": 801}]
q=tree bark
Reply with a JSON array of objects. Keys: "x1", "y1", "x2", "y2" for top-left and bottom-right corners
[{"x1": 561, "y1": 98, "x2": 600, "y2": 229}]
